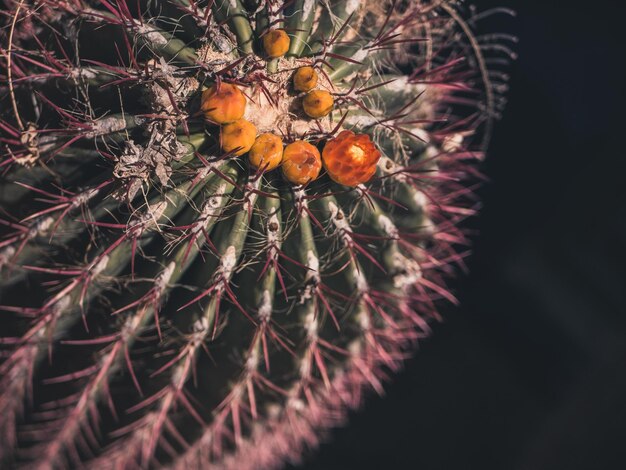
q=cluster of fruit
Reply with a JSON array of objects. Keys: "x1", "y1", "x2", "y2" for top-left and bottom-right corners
[{"x1": 198, "y1": 29, "x2": 380, "y2": 187}]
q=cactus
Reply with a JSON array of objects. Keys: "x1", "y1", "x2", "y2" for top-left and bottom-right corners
[{"x1": 0, "y1": 0, "x2": 513, "y2": 468}]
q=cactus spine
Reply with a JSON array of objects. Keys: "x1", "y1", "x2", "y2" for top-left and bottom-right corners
[{"x1": 0, "y1": 0, "x2": 513, "y2": 468}]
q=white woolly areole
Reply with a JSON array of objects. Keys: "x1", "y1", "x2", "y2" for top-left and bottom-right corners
[
  {"x1": 426, "y1": 145, "x2": 440, "y2": 160},
  {"x1": 120, "y1": 260, "x2": 173, "y2": 340},
  {"x1": 37, "y1": 296, "x2": 73, "y2": 338},
  {"x1": 353, "y1": 48, "x2": 369, "y2": 62},
  {"x1": 221, "y1": 245, "x2": 238, "y2": 280},
  {"x1": 413, "y1": 189, "x2": 429, "y2": 210},
  {"x1": 245, "y1": 344, "x2": 260, "y2": 372},
  {"x1": 266, "y1": 213, "x2": 280, "y2": 245},
  {"x1": 293, "y1": 188, "x2": 310, "y2": 218},
  {"x1": 87, "y1": 116, "x2": 129, "y2": 138},
  {"x1": 171, "y1": 359, "x2": 187, "y2": 384},
  {"x1": 385, "y1": 76, "x2": 410, "y2": 92},
  {"x1": 442, "y1": 133, "x2": 465, "y2": 153},
  {"x1": 135, "y1": 23, "x2": 168, "y2": 47},
  {"x1": 385, "y1": 77, "x2": 428, "y2": 96},
  {"x1": 258, "y1": 290, "x2": 272, "y2": 323},
  {"x1": 91, "y1": 255, "x2": 110, "y2": 278},
  {"x1": 305, "y1": 250, "x2": 320, "y2": 280},
  {"x1": 73, "y1": 187, "x2": 100, "y2": 207},
  {"x1": 32, "y1": 216, "x2": 55, "y2": 235},
  {"x1": 193, "y1": 183, "x2": 227, "y2": 235},
  {"x1": 355, "y1": 270, "x2": 368, "y2": 294},
  {"x1": 328, "y1": 201, "x2": 350, "y2": 233},
  {"x1": 249, "y1": 178, "x2": 262, "y2": 192},
  {"x1": 303, "y1": 0, "x2": 315, "y2": 17},
  {"x1": 346, "y1": 0, "x2": 361, "y2": 14},
  {"x1": 194, "y1": 161, "x2": 221, "y2": 182},
  {"x1": 0, "y1": 246, "x2": 16, "y2": 269},
  {"x1": 378, "y1": 155, "x2": 395, "y2": 170},
  {"x1": 207, "y1": 185, "x2": 227, "y2": 209},
  {"x1": 157, "y1": 261, "x2": 176, "y2": 292},
  {"x1": 406, "y1": 126, "x2": 430, "y2": 144},
  {"x1": 420, "y1": 217, "x2": 436, "y2": 236},
  {"x1": 343, "y1": 113, "x2": 379, "y2": 128},
  {"x1": 356, "y1": 305, "x2": 371, "y2": 331},
  {"x1": 378, "y1": 214, "x2": 399, "y2": 238},
  {"x1": 187, "y1": 313, "x2": 217, "y2": 368},
  {"x1": 303, "y1": 309, "x2": 318, "y2": 343},
  {"x1": 123, "y1": 306, "x2": 150, "y2": 339},
  {"x1": 300, "y1": 250, "x2": 320, "y2": 303},
  {"x1": 393, "y1": 256, "x2": 423, "y2": 290},
  {"x1": 192, "y1": 316, "x2": 210, "y2": 335},
  {"x1": 347, "y1": 336, "x2": 365, "y2": 357},
  {"x1": 288, "y1": 397, "x2": 306, "y2": 412},
  {"x1": 69, "y1": 67, "x2": 97, "y2": 80},
  {"x1": 131, "y1": 200, "x2": 168, "y2": 232}
]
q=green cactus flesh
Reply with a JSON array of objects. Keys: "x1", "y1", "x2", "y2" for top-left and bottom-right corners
[{"x1": 0, "y1": 0, "x2": 513, "y2": 468}]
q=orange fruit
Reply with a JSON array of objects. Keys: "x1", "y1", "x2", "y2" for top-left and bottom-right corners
[
  {"x1": 221, "y1": 119, "x2": 257, "y2": 157},
  {"x1": 293, "y1": 66, "x2": 319, "y2": 92},
  {"x1": 249, "y1": 133, "x2": 284, "y2": 171},
  {"x1": 263, "y1": 30, "x2": 291, "y2": 58},
  {"x1": 303, "y1": 90, "x2": 334, "y2": 119},
  {"x1": 201, "y1": 83, "x2": 247, "y2": 124},
  {"x1": 282, "y1": 141, "x2": 322, "y2": 185},
  {"x1": 322, "y1": 131, "x2": 381, "y2": 186}
]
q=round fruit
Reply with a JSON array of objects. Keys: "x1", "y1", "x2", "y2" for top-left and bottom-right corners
[
  {"x1": 281, "y1": 141, "x2": 322, "y2": 185},
  {"x1": 221, "y1": 119, "x2": 258, "y2": 156},
  {"x1": 322, "y1": 131, "x2": 381, "y2": 186},
  {"x1": 303, "y1": 90, "x2": 334, "y2": 119},
  {"x1": 263, "y1": 29, "x2": 291, "y2": 58},
  {"x1": 249, "y1": 133, "x2": 284, "y2": 171},
  {"x1": 201, "y1": 83, "x2": 247, "y2": 124},
  {"x1": 293, "y1": 66, "x2": 319, "y2": 92}
]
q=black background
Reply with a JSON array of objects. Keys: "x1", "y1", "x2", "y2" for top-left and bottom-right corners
[{"x1": 291, "y1": 1, "x2": 626, "y2": 469}]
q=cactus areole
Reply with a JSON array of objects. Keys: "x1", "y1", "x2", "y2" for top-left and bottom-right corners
[{"x1": 0, "y1": 0, "x2": 513, "y2": 468}]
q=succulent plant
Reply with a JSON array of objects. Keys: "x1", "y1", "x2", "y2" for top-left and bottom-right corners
[{"x1": 0, "y1": 0, "x2": 513, "y2": 468}]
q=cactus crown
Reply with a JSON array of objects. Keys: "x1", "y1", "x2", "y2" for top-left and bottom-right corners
[{"x1": 0, "y1": 0, "x2": 513, "y2": 468}]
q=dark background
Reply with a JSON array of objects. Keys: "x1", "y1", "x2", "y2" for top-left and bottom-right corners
[{"x1": 291, "y1": 1, "x2": 626, "y2": 469}]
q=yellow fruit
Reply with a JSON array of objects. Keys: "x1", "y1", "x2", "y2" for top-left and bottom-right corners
[
  {"x1": 221, "y1": 119, "x2": 257, "y2": 157},
  {"x1": 281, "y1": 141, "x2": 322, "y2": 185},
  {"x1": 201, "y1": 83, "x2": 247, "y2": 124},
  {"x1": 263, "y1": 29, "x2": 291, "y2": 58},
  {"x1": 293, "y1": 66, "x2": 319, "y2": 92},
  {"x1": 302, "y1": 90, "x2": 334, "y2": 119},
  {"x1": 249, "y1": 133, "x2": 284, "y2": 171}
]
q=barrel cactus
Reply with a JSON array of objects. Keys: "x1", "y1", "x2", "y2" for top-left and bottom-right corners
[{"x1": 0, "y1": 0, "x2": 512, "y2": 468}]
